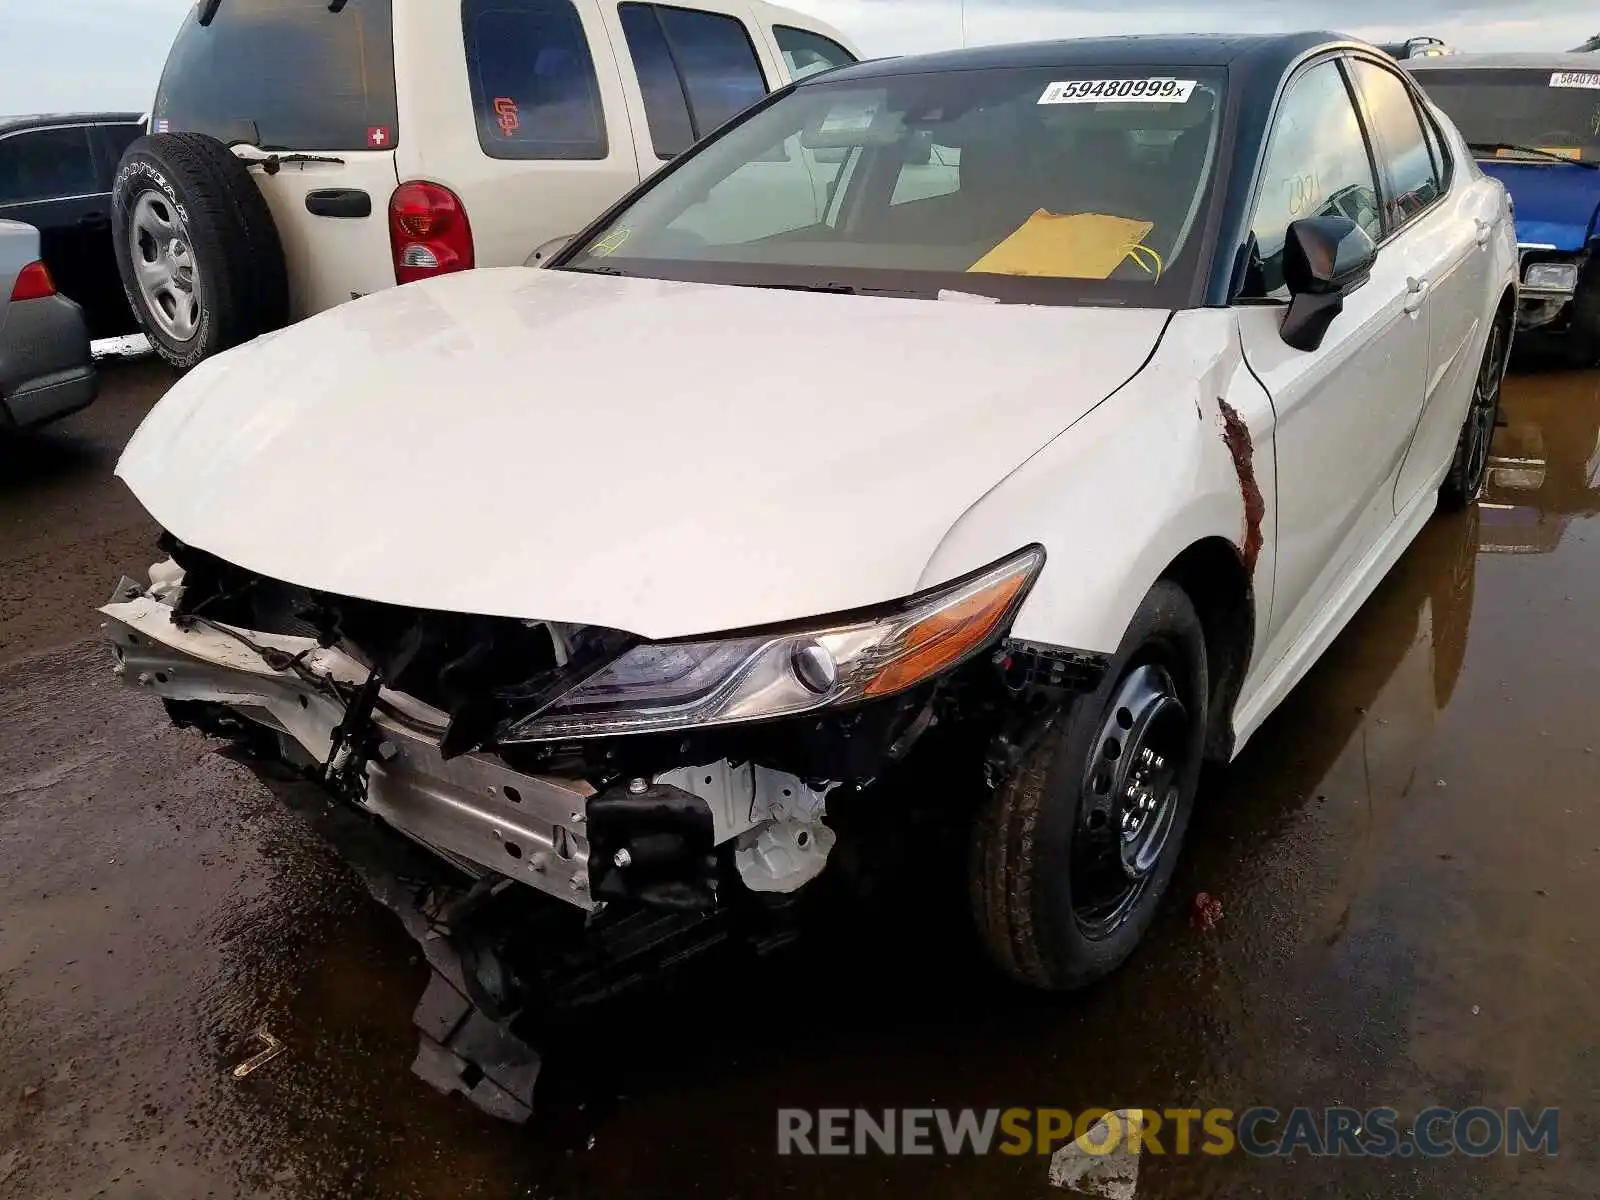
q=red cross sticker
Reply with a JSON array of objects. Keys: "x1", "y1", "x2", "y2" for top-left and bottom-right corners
[{"x1": 367, "y1": 126, "x2": 391, "y2": 148}]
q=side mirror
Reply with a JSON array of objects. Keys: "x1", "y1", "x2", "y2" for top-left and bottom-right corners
[{"x1": 1279, "y1": 216, "x2": 1378, "y2": 352}]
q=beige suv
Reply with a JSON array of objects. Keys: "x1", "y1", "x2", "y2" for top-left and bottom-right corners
[{"x1": 112, "y1": 0, "x2": 858, "y2": 369}]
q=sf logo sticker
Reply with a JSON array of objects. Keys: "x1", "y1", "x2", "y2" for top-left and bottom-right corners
[{"x1": 494, "y1": 97, "x2": 521, "y2": 138}]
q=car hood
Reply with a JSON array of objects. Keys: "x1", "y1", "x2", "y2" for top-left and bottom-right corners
[
  {"x1": 118, "y1": 268, "x2": 1169, "y2": 639},
  {"x1": 1483, "y1": 161, "x2": 1600, "y2": 251}
]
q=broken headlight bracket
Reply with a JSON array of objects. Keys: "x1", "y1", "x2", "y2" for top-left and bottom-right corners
[
  {"x1": 323, "y1": 668, "x2": 385, "y2": 801},
  {"x1": 984, "y1": 639, "x2": 1111, "y2": 787}
]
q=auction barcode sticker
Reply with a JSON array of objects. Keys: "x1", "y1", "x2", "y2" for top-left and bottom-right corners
[
  {"x1": 1040, "y1": 78, "x2": 1197, "y2": 104},
  {"x1": 1550, "y1": 71, "x2": 1600, "y2": 89}
]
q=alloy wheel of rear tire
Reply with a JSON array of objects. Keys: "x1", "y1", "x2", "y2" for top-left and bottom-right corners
[
  {"x1": 112, "y1": 132, "x2": 289, "y2": 371},
  {"x1": 970, "y1": 580, "x2": 1209, "y2": 991},
  {"x1": 1440, "y1": 311, "x2": 1509, "y2": 511}
]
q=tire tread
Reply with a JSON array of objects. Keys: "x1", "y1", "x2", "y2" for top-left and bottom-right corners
[{"x1": 112, "y1": 132, "x2": 289, "y2": 370}]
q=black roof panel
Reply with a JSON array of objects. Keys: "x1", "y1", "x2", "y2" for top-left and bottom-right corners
[{"x1": 812, "y1": 32, "x2": 1351, "y2": 84}]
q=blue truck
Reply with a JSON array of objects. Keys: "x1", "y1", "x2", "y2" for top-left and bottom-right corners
[{"x1": 1409, "y1": 53, "x2": 1600, "y2": 364}]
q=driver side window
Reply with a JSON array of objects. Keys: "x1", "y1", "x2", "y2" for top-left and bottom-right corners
[{"x1": 1244, "y1": 59, "x2": 1383, "y2": 299}]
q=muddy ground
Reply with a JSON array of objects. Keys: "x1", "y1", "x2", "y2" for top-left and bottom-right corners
[{"x1": 1, "y1": 357, "x2": 1597, "y2": 1199}]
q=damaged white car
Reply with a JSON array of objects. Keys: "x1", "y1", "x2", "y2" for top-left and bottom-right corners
[{"x1": 101, "y1": 32, "x2": 1515, "y2": 1119}]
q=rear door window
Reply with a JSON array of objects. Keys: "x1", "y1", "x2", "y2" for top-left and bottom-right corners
[
  {"x1": 91, "y1": 123, "x2": 147, "y2": 188},
  {"x1": 0, "y1": 127, "x2": 99, "y2": 207},
  {"x1": 773, "y1": 25, "x2": 855, "y2": 80},
  {"x1": 152, "y1": 0, "x2": 398, "y2": 152},
  {"x1": 1349, "y1": 58, "x2": 1443, "y2": 229},
  {"x1": 462, "y1": 0, "x2": 610, "y2": 160},
  {"x1": 1245, "y1": 59, "x2": 1383, "y2": 297},
  {"x1": 619, "y1": 4, "x2": 768, "y2": 159}
]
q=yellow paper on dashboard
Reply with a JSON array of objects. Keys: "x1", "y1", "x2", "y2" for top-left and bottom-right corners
[{"x1": 968, "y1": 210, "x2": 1155, "y2": 279}]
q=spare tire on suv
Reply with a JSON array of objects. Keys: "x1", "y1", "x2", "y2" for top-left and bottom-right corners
[{"x1": 112, "y1": 132, "x2": 289, "y2": 371}]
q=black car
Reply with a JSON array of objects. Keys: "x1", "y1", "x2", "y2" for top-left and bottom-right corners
[{"x1": 0, "y1": 113, "x2": 148, "y2": 340}]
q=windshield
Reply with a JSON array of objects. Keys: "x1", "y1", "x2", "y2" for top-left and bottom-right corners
[
  {"x1": 561, "y1": 65, "x2": 1225, "y2": 303},
  {"x1": 1412, "y1": 68, "x2": 1600, "y2": 161}
]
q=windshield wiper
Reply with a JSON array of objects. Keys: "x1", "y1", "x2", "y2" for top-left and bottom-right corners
[
  {"x1": 749, "y1": 281, "x2": 858, "y2": 295},
  {"x1": 230, "y1": 143, "x2": 347, "y2": 175},
  {"x1": 1469, "y1": 142, "x2": 1600, "y2": 170}
]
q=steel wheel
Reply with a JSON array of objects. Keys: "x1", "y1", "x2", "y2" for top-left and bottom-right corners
[
  {"x1": 1071, "y1": 661, "x2": 1194, "y2": 940},
  {"x1": 130, "y1": 191, "x2": 203, "y2": 343}
]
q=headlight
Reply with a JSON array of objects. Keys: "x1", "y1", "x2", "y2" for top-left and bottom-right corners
[
  {"x1": 501, "y1": 546, "x2": 1045, "y2": 742},
  {"x1": 1524, "y1": 262, "x2": 1578, "y2": 292}
]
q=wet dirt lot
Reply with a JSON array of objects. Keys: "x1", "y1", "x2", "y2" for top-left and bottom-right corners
[{"x1": 2, "y1": 358, "x2": 1598, "y2": 1199}]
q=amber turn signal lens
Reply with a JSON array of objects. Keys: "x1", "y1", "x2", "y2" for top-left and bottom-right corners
[{"x1": 863, "y1": 570, "x2": 1033, "y2": 697}]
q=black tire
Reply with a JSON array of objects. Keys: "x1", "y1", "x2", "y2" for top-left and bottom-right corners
[
  {"x1": 1440, "y1": 308, "x2": 1510, "y2": 511},
  {"x1": 970, "y1": 580, "x2": 1209, "y2": 991},
  {"x1": 1565, "y1": 267, "x2": 1600, "y2": 369},
  {"x1": 112, "y1": 132, "x2": 289, "y2": 371}
]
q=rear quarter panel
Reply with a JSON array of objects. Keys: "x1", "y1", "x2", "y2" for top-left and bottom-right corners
[
  {"x1": 397, "y1": 0, "x2": 643, "y2": 271},
  {"x1": 0, "y1": 221, "x2": 41, "y2": 319}
]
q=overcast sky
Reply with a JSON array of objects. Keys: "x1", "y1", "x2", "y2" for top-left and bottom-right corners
[{"x1": 0, "y1": 0, "x2": 1595, "y2": 116}]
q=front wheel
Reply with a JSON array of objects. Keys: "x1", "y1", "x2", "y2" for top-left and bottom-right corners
[
  {"x1": 1439, "y1": 310, "x2": 1509, "y2": 511},
  {"x1": 969, "y1": 581, "x2": 1209, "y2": 991}
]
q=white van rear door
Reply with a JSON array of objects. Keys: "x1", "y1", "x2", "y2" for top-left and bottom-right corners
[{"x1": 151, "y1": 0, "x2": 402, "y2": 320}]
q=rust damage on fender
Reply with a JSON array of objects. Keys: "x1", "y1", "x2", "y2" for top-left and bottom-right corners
[{"x1": 1218, "y1": 399, "x2": 1265, "y2": 576}]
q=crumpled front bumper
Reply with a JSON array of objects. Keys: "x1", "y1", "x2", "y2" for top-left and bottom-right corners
[
  {"x1": 99, "y1": 572, "x2": 844, "y2": 1120},
  {"x1": 100, "y1": 585, "x2": 599, "y2": 909}
]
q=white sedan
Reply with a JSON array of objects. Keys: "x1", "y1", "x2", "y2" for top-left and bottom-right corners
[{"x1": 100, "y1": 32, "x2": 1515, "y2": 1116}]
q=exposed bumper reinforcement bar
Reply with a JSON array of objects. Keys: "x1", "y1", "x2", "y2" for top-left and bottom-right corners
[{"x1": 100, "y1": 591, "x2": 598, "y2": 910}]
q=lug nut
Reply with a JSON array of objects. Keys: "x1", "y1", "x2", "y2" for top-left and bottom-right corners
[
  {"x1": 627, "y1": 777, "x2": 648, "y2": 795},
  {"x1": 613, "y1": 848, "x2": 633, "y2": 869},
  {"x1": 375, "y1": 742, "x2": 399, "y2": 762}
]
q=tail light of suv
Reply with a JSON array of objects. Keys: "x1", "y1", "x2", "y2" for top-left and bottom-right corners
[
  {"x1": 389, "y1": 182, "x2": 475, "y2": 285},
  {"x1": 9, "y1": 261, "x2": 57, "y2": 302}
]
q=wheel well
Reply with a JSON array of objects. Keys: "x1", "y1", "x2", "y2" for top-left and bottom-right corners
[
  {"x1": 1496, "y1": 285, "x2": 1516, "y2": 328},
  {"x1": 1161, "y1": 538, "x2": 1254, "y2": 762}
]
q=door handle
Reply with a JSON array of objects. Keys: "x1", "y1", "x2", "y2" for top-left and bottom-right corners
[
  {"x1": 1404, "y1": 276, "x2": 1429, "y2": 315},
  {"x1": 78, "y1": 212, "x2": 111, "y2": 231},
  {"x1": 1475, "y1": 218, "x2": 1492, "y2": 249},
  {"x1": 304, "y1": 188, "x2": 372, "y2": 219}
]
